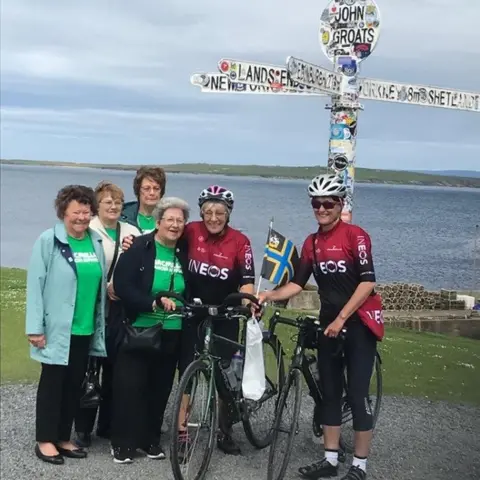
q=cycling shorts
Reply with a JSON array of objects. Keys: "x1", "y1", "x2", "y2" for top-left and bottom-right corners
[{"x1": 317, "y1": 314, "x2": 377, "y2": 432}]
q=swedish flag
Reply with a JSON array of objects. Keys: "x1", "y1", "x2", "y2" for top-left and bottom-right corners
[{"x1": 261, "y1": 227, "x2": 299, "y2": 286}]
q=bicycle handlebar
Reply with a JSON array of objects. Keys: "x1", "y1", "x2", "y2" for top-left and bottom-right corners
[
  {"x1": 155, "y1": 291, "x2": 261, "y2": 318},
  {"x1": 269, "y1": 311, "x2": 347, "y2": 339}
]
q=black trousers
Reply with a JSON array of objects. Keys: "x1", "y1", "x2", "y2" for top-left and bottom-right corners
[
  {"x1": 74, "y1": 356, "x2": 113, "y2": 436},
  {"x1": 317, "y1": 316, "x2": 377, "y2": 432},
  {"x1": 111, "y1": 330, "x2": 181, "y2": 449},
  {"x1": 36, "y1": 335, "x2": 91, "y2": 442}
]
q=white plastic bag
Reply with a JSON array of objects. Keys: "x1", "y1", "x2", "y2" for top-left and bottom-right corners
[{"x1": 242, "y1": 317, "x2": 266, "y2": 401}]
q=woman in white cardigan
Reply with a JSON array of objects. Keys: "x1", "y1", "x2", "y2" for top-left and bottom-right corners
[{"x1": 74, "y1": 181, "x2": 140, "y2": 448}]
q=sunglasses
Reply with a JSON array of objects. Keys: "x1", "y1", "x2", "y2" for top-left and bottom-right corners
[{"x1": 311, "y1": 199, "x2": 339, "y2": 210}]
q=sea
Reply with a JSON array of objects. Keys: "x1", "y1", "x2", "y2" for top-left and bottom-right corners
[{"x1": 1, "y1": 164, "x2": 479, "y2": 291}]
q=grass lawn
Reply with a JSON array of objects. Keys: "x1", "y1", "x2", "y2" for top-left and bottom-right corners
[{"x1": 1, "y1": 267, "x2": 479, "y2": 405}]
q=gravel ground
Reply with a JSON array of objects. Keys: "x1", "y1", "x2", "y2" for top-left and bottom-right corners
[{"x1": 1, "y1": 384, "x2": 479, "y2": 480}]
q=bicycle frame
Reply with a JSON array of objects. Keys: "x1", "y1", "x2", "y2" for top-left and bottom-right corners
[{"x1": 268, "y1": 311, "x2": 336, "y2": 408}]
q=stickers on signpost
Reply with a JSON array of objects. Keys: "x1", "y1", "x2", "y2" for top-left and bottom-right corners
[
  {"x1": 330, "y1": 123, "x2": 351, "y2": 140},
  {"x1": 328, "y1": 154, "x2": 349, "y2": 172},
  {"x1": 191, "y1": 74, "x2": 210, "y2": 87},
  {"x1": 319, "y1": 0, "x2": 381, "y2": 63}
]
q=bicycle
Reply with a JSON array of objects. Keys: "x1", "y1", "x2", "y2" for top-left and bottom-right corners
[
  {"x1": 158, "y1": 291, "x2": 286, "y2": 480},
  {"x1": 266, "y1": 310, "x2": 383, "y2": 480}
]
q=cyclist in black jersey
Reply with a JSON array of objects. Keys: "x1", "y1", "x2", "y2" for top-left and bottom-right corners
[{"x1": 257, "y1": 174, "x2": 377, "y2": 480}]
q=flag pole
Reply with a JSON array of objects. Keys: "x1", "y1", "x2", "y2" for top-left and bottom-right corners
[{"x1": 256, "y1": 217, "x2": 274, "y2": 295}]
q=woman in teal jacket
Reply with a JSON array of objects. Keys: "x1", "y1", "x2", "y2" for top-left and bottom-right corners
[{"x1": 26, "y1": 185, "x2": 107, "y2": 465}]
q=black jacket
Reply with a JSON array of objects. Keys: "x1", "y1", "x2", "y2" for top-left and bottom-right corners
[{"x1": 113, "y1": 231, "x2": 190, "y2": 323}]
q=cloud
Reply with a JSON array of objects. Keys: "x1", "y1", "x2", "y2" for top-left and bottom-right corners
[{"x1": 1, "y1": 0, "x2": 480, "y2": 170}]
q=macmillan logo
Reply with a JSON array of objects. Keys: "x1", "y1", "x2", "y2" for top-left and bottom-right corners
[{"x1": 73, "y1": 252, "x2": 98, "y2": 263}]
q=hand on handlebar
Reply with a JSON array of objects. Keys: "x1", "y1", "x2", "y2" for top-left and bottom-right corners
[
  {"x1": 249, "y1": 301, "x2": 263, "y2": 318},
  {"x1": 324, "y1": 316, "x2": 346, "y2": 338},
  {"x1": 158, "y1": 297, "x2": 177, "y2": 311}
]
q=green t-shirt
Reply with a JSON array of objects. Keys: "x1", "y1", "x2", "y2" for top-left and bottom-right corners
[
  {"x1": 137, "y1": 213, "x2": 156, "y2": 233},
  {"x1": 105, "y1": 227, "x2": 117, "y2": 241},
  {"x1": 134, "y1": 242, "x2": 185, "y2": 330},
  {"x1": 68, "y1": 233, "x2": 103, "y2": 335}
]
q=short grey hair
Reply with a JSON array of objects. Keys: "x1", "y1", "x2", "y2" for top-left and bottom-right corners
[{"x1": 153, "y1": 197, "x2": 190, "y2": 223}]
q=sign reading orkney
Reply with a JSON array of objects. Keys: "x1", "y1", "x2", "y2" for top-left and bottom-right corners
[{"x1": 320, "y1": 0, "x2": 381, "y2": 62}]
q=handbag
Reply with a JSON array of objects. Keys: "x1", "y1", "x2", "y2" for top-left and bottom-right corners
[
  {"x1": 356, "y1": 292, "x2": 385, "y2": 341},
  {"x1": 122, "y1": 322, "x2": 164, "y2": 354},
  {"x1": 79, "y1": 357, "x2": 102, "y2": 409}
]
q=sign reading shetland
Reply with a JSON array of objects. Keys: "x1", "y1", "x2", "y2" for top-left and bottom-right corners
[
  {"x1": 359, "y1": 79, "x2": 480, "y2": 112},
  {"x1": 320, "y1": 0, "x2": 381, "y2": 62}
]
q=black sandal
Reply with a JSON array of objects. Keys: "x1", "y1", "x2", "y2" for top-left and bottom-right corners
[{"x1": 298, "y1": 458, "x2": 339, "y2": 479}]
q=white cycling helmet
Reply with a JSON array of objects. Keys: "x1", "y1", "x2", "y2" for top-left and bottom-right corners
[
  {"x1": 308, "y1": 174, "x2": 347, "y2": 198},
  {"x1": 198, "y1": 185, "x2": 235, "y2": 211}
]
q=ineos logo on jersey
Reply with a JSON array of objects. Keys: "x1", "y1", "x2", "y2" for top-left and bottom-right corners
[
  {"x1": 189, "y1": 259, "x2": 229, "y2": 280},
  {"x1": 357, "y1": 236, "x2": 369, "y2": 266},
  {"x1": 244, "y1": 244, "x2": 253, "y2": 270},
  {"x1": 318, "y1": 260, "x2": 347, "y2": 274}
]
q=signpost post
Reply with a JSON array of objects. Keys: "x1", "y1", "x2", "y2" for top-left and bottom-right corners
[{"x1": 190, "y1": 0, "x2": 480, "y2": 223}]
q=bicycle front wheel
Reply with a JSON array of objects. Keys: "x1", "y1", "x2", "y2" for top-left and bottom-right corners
[
  {"x1": 243, "y1": 332, "x2": 286, "y2": 449},
  {"x1": 267, "y1": 368, "x2": 302, "y2": 480},
  {"x1": 170, "y1": 359, "x2": 218, "y2": 480}
]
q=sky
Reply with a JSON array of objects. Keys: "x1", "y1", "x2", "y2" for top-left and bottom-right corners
[{"x1": 1, "y1": 0, "x2": 480, "y2": 171}]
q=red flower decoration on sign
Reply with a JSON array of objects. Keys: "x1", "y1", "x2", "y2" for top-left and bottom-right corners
[{"x1": 220, "y1": 61, "x2": 230, "y2": 72}]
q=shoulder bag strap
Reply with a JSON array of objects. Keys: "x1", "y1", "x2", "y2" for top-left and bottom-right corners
[{"x1": 107, "y1": 222, "x2": 122, "y2": 282}]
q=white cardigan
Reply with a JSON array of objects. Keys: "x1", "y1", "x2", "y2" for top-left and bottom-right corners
[{"x1": 89, "y1": 216, "x2": 141, "y2": 277}]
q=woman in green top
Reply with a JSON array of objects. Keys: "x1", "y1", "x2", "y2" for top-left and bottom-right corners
[
  {"x1": 111, "y1": 197, "x2": 191, "y2": 464},
  {"x1": 25, "y1": 185, "x2": 107, "y2": 465},
  {"x1": 120, "y1": 166, "x2": 167, "y2": 233},
  {"x1": 74, "y1": 181, "x2": 140, "y2": 448}
]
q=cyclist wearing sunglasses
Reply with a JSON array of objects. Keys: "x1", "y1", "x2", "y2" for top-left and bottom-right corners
[{"x1": 257, "y1": 174, "x2": 377, "y2": 480}]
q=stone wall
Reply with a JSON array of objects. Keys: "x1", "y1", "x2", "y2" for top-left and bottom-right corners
[
  {"x1": 384, "y1": 310, "x2": 480, "y2": 340},
  {"x1": 280, "y1": 283, "x2": 477, "y2": 312}
]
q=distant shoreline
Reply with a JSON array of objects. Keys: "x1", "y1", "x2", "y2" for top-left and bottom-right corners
[{"x1": 2, "y1": 158, "x2": 480, "y2": 189}]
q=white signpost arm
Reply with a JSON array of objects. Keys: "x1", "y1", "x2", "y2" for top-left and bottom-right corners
[
  {"x1": 217, "y1": 59, "x2": 339, "y2": 96},
  {"x1": 359, "y1": 77, "x2": 480, "y2": 112},
  {"x1": 190, "y1": 72, "x2": 326, "y2": 96}
]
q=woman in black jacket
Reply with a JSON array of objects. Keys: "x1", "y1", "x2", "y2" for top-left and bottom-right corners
[{"x1": 111, "y1": 197, "x2": 190, "y2": 464}]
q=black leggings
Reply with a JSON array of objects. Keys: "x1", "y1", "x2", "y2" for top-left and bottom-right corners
[{"x1": 317, "y1": 317, "x2": 377, "y2": 432}]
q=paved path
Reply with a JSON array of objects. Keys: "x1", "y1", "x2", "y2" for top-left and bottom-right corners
[{"x1": 1, "y1": 385, "x2": 479, "y2": 480}]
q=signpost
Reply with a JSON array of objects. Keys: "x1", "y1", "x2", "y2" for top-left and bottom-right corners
[{"x1": 190, "y1": 0, "x2": 480, "y2": 223}]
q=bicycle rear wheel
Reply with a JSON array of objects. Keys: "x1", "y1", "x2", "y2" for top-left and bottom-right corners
[
  {"x1": 243, "y1": 333, "x2": 286, "y2": 449},
  {"x1": 339, "y1": 352, "x2": 383, "y2": 453},
  {"x1": 170, "y1": 359, "x2": 218, "y2": 480},
  {"x1": 267, "y1": 368, "x2": 302, "y2": 480}
]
